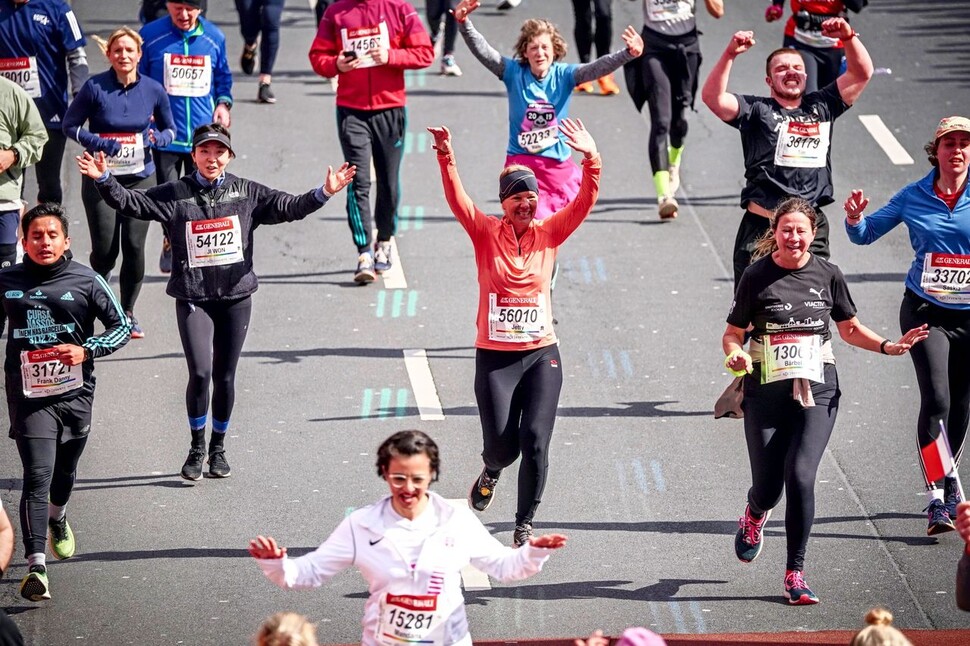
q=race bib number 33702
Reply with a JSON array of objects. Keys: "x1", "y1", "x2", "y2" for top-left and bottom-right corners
[{"x1": 921, "y1": 252, "x2": 970, "y2": 304}]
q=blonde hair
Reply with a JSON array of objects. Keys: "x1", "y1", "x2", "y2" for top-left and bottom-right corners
[
  {"x1": 849, "y1": 608, "x2": 913, "y2": 646},
  {"x1": 91, "y1": 27, "x2": 143, "y2": 58},
  {"x1": 255, "y1": 612, "x2": 318, "y2": 646},
  {"x1": 751, "y1": 197, "x2": 818, "y2": 261},
  {"x1": 500, "y1": 163, "x2": 533, "y2": 179},
  {"x1": 513, "y1": 19, "x2": 568, "y2": 63}
]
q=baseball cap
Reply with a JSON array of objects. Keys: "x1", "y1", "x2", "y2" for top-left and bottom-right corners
[
  {"x1": 192, "y1": 126, "x2": 234, "y2": 156},
  {"x1": 935, "y1": 116, "x2": 970, "y2": 141}
]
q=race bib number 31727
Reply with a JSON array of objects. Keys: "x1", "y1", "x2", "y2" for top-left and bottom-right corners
[{"x1": 20, "y1": 348, "x2": 82, "y2": 398}]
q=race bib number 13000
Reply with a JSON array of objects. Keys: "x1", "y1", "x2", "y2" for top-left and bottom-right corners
[{"x1": 762, "y1": 333, "x2": 823, "y2": 384}]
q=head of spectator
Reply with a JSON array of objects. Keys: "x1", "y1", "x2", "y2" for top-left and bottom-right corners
[
  {"x1": 167, "y1": 0, "x2": 203, "y2": 32},
  {"x1": 765, "y1": 48, "x2": 807, "y2": 101},
  {"x1": 514, "y1": 19, "x2": 567, "y2": 79},
  {"x1": 191, "y1": 123, "x2": 234, "y2": 181},
  {"x1": 849, "y1": 608, "x2": 913, "y2": 646},
  {"x1": 21, "y1": 204, "x2": 71, "y2": 266},
  {"x1": 254, "y1": 612, "x2": 317, "y2": 646},
  {"x1": 924, "y1": 116, "x2": 970, "y2": 175}
]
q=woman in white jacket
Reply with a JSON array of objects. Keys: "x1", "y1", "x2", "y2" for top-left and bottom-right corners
[{"x1": 249, "y1": 429, "x2": 567, "y2": 646}]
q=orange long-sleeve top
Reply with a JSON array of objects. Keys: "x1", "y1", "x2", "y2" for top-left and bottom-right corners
[{"x1": 436, "y1": 150, "x2": 601, "y2": 351}]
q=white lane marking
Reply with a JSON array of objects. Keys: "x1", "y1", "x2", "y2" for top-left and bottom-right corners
[
  {"x1": 381, "y1": 237, "x2": 408, "y2": 289},
  {"x1": 446, "y1": 499, "x2": 492, "y2": 590},
  {"x1": 858, "y1": 115, "x2": 915, "y2": 165},
  {"x1": 403, "y1": 349, "x2": 444, "y2": 420}
]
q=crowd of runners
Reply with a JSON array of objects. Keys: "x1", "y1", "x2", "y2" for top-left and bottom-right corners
[{"x1": 0, "y1": 0, "x2": 968, "y2": 641}]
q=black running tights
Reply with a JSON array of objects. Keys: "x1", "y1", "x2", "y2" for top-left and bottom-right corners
[
  {"x1": 176, "y1": 297, "x2": 252, "y2": 423},
  {"x1": 571, "y1": 0, "x2": 612, "y2": 63},
  {"x1": 475, "y1": 345, "x2": 563, "y2": 525},
  {"x1": 742, "y1": 363, "x2": 840, "y2": 571},
  {"x1": 640, "y1": 50, "x2": 694, "y2": 173}
]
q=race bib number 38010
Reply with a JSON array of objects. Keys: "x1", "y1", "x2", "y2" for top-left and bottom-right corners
[
  {"x1": 186, "y1": 216, "x2": 244, "y2": 268},
  {"x1": 377, "y1": 594, "x2": 443, "y2": 646},
  {"x1": 0, "y1": 57, "x2": 41, "y2": 97},
  {"x1": 20, "y1": 348, "x2": 82, "y2": 398}
]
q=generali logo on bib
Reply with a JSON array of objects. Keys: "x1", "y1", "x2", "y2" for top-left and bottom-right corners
[
  {"x1": 787, "y1": 121, "x2": 820, "y2": 137},
  {"x1": 386, "y1": 595, "x2": 437, "y2": 611},
  {"x1": 170, "y1": 54, "x2": 206, "y2": 67},
  {"x1": 191, "y1": 218, "x2": 235, "y2": 233}
]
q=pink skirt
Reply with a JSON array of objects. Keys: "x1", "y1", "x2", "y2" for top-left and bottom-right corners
[{"x1": 505, "y1": 154, "x2": 582, "y2": 221}]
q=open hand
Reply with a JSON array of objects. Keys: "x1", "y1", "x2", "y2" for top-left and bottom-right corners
[
  {"x1": 76, "y1": 151, "x2": 108, "y2": 179},
  {"x1": 529, "y1": 533, "x2": 567, "y2": 549},
  {"x1": 622, "y1": 26, "x2": 643, "y2": 57},
  {"x1": 885, "y1": 325, "x2": 929, "y2": 356},
  {"x1": 426, "y1": 125, "x2": 453, "y2": 154},
  {"x1": 324, "y1": 162, "x2": 356, "y2": 195},
  {"x1": 843, "y1": 189, "x2": 869, "y2": 219},
  {"x1": 248, "y1": 535, "x2": 286, "y2": 559},
  {"x1": 559, "y1": 118, "x2": 596, "y2": 158},
  {"x1": 452, "y1": 0, "x2": 480, "y2": 23}
]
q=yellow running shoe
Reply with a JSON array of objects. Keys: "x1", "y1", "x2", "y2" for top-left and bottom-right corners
[{"x1": 48, "y1": 516, "x2": 76, "y2": 560}]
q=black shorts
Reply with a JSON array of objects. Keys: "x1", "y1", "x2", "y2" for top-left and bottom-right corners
[{"x1": 6, "y1": 380, "x2": 95, "y2": 443}]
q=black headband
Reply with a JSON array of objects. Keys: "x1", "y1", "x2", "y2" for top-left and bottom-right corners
[{"x1": 499, "y1": 169, "x2": 538, "y2": 202}]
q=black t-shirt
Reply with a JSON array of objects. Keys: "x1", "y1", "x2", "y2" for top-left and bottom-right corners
[
  {"x1": 729, "y1": 82, "x2": 849, "y2": 210},
  {"x1": 727, "y1": 253, "x2": 857, "y2": 343}
]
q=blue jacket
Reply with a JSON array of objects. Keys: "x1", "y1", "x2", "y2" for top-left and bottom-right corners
[
  {"x1": 139, "y1": 15, "x2": 232, "y2": 155},
  {"x1": 63, "y1": 71, "x2": 175, "y2": 180},
  {"x1": 0, "y1": 0, "x2": 86, "y2": 129},
  {"x1": 846, "y1": 169, "x2": 970, "y2": 310}
]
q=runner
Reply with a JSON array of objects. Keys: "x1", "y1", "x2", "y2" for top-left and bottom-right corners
[
  {"x1": 624, "y1": 0, "x2": 723, "y2": 220},
  {"x1": 571, "y1": 0, "x2": 619, "y2": 95},
  {"x1": 700, "y1": 19, "x2": 872, "y2": 285},
  {"x1": 427, "y1": 0, "x2": 462, "y2": 76},
  {"x1": 308, "y1": 0, "x2": 433, "y2": 283},
  {"x1": 63, "y1": 27, "x2": 176, "y2": 339},
  {"x1": 140, "y1": 0, "x2": 233, "y2": 274},
  {"x1": 843, "y1": 116, "x2": 970, "y2": 536},
  {"x1": 249, "y1": 429, "x2": 567, "y2": 646},
  {"x1": 428, "y1": 118, "x2": 600, "y2": 546},
  {"x1": 453, "y1": 0, "x2": 639, "y2": 220},
  {"x1": 234, "y1": 0, "x2": 285, "y2": 103},
  {"x1": 3, "y1": 204, "x2": 131, "y2": 602},
  {"x1": 723, "y1": 197, "x2": 927, "y2": 605},
  {"x1": 0, "y1": 0, "x2": 88, "y2": 206},
  {"x1": 764, "y1": 0, "x2": 867, "y2": 93},
  {"x1": 0, "y1": 76, "x2": 48, "y2": 269},
  {"x1": 76, "y1": 123, "x2": 354, "y2": 481}
]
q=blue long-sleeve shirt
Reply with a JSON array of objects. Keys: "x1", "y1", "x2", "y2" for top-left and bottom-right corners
[
  {"x1": 63, "y1": 70, "x2": 175, "y2": 180},
  {"x1": 846, "y1": 169, "x2": 970, "y2": 310}
]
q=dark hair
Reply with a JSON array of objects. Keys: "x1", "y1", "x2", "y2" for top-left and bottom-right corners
[
  {"x1": 924, "y1": 139, "x2": 939, "y2": 168},
  {"x1": 765, "y1": 47, "x2": 803, "y2": 76},
  {"x1": 375, "y1": 430, "x2": 440, "y2": 481},
  {"x1": 752, "y1": 197, "x2": 818, "y2": 260},
  {"x1": 22, "y1": 203, "x2": 69, "y2": 237}
]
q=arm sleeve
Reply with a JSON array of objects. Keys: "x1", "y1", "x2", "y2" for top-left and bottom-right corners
[
  {"x1": 436, "y1": 152, "x2": 487, "y2": 238},
  {"x1": 96, "y1": 174, "x2": 175, "y2": 223},
  {"x1": 958, "y1": 552, "x2": 970, "y2": 612},
  {"x1": 458, "y1": 20, "x2": 505, "y2": 79},
  {"x1": 574, "y1": 49, "x2": 636, "y2": 84},
  {"x1": 820, "y1": 81, "x2": 850, "y2": 119},
  {"x1": 542, "y1": 153, "x2": 602, "y2": 245},
  {"x1": 84, "y1": 273, "x2": 132, "y2": 358},
  {"x1": 66, "y1": 47, "x2": 90, "y2": 97},
  {"x1": 464, "y1": 514, "x2": 551, "y2": 582},
  {"x1": 725, "y1": 273, "x2": 753, "y2": 329},
  {"x1": 13, "y1": 91, "x2": 49, "y2": 168},
  {"x1": 308, "y1": 13, "x2": 341, "y2": 79},
  {"x1": 249, "y1": 181, "x2": 328, "y2": 225},
  {"x1": 386, "y1": 7, "x2": 434, "y2": 70},
  {"x1": 726, "y1": 94, "x2": 754, "y2": 129},
  {"x1": 256, "y1": 517, "x2": 356, "y2": 590},
  {"x1": 829, "y1": 264, "x2": 858, "y2": 322},
  {"x1": 845, "y1": 188, "x2": 906, "y2": 245},
  {"x1": 62, "y1": 81, "x2": 103, "y2": 149}
]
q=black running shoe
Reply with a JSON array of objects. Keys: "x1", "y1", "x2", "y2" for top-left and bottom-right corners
[
  {"x1": 945, "y1": 476, "x2": 963, "y2": 520},
  {"x1": 735, "y1": 504, "x2": 770, "y2": 563},
  {"x1": 469, "y1": 468, "x2": 498, "y2": 512},
  {"x1": 208, "y1": 451, "x2": 231, "y2": 478},
  {"x1": 257, "y1": 82, "x2": 276, "y2": 104},
  {"x1": 240, "y1": 44, "x2": 257, "y2": 75},
  {"x1": 181, "y1": 449, "x2": 205, "y2": 481},
  {"x1": 512, "y1": 522, "x2": 533, "y2": 548},
  {"x1": 783, "y1": 569, "x2": 820, "y2": 605},
  {"x1": 925, "y1": 499, "x2": 955, "y2": 535}
]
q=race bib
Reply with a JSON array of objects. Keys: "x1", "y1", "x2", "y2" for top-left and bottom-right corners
[
  {"x1": 517, "y1": 102, "x2": 558, "y2": 154},
  {"x1": 20, "y1": 348, "x2": 82, "y2": 398},
  {"x1": 376, "y1": 594, "x2": 443, "y2": 646},
  {"x1": 0, "y1": 57, "x2": 41, "y2": 97},
  {"x1": 762, "y1": 333, "x2": 823, "y2": 384},
  {"x1": 646, "y1": 0, "x2": 692, "y2": 22},
  {"x1": 488, "y1": 293, "x2": 548, "y2": 343},
  {"x1": 185, "y1": 216, "x2": 243, "y2": 268},
  {"x1": 920, "y1": 253, "x2": 970, "y2": 304},
  {"x1": 793, "y1": 27, "x2": 840, "y2": 49},
  {"x1": 774, "y1": 119, "x2": 831, "y2": 168},
  {"x1": 100, "y1": 132, "x2": 145, "y2": 175},
  {"x1": 341, "y1": 22, "x2": 390, "y2": 69},
  {"x1": 163, "y1": 53, "x2": 211, "y2": 97}
]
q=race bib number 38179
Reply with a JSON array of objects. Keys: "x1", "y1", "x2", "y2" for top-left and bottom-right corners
[{"x1": 774, "y1": 119, "x2": 831, "y2": 168}]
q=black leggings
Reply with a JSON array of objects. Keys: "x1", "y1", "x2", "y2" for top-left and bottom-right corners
[
  {"x1": 426, "y1": 0, "x2": 458, "y2": 56},
  {"x1": 81, "y1": 174, "x2": 153, "y2": 312},
  {"x1": 571, "y1": 0, "x2": 612, "y2": 63},
  {"x1": 899, "y1": 289, "x2": 970, "y2": 485},
  {"x1": 235, "y1": 0, "x2": 285, "y2": 75},
  {"x1": 742, "y1": 363, "x2": 840, "y2": 571},
  {"x1": 475, "y1": 345, "x2": 563, "y2": 525},
  {"x1": 783, "y1": 36, "x2": 844, "y2": 94},
  {"x1": 176, "y1": 297, "x2": 252, "y2": 423},
  {"x1": 33, "y1": 129, "x2": 67, "y2": 205}
]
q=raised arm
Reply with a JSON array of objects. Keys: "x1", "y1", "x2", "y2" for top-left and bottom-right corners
[
  {"x1": 702, "y1": 31, "x2": 755, "y2": 122},
  {"x1": 457, "y1": 18, "x2": 505, "y2": 79},
  {"x1": 428, "y1": 126, "x2": 485, "y2": 234},
  {"x1": 574, "y1": 26, "x2": 641, "y2": 84},
  {"x1": 77, "y1": 151, "x2": 175, "y2": 223},
  {"x1": 827, "y1": 18, "x2": 873, "y2": 106},
  {"x1": 544, "y1": 119, "x2": 601, "y2": 244},
  {"x1": 252, "y1": 163, "x2": 355, "y2": 225},
  {"x1": 705, "y1": 0, "x2": 725, "y2": 19}
]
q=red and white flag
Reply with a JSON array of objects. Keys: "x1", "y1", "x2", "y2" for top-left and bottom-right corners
[{"x1": 921, "y1": 422, "x2": 956, "y2": 484}]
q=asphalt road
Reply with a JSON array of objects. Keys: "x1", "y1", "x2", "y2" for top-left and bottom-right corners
[{"x1": 2, "y1": 0, "x2": 969, "y2": 643}]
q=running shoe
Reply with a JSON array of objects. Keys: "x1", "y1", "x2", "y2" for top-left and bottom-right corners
[
  {"x1": 257, "y1": 82, "x2": 276, "y2": 104},
  {"x1": 240, "y1": 43, "x2": 258, "y2": 75},
  {"x1": 208, "y1": 451, "x2": 231, "y2": 478},
  {"x1": 597, "y1": 73, "x2": 620, "y2": 95},
  {"x1": 944, "y1": 476, "x2": 963, "y2": 520},
  {"x1": 48, "y1": 516, "x2": 75, "y2": 560},
  {"x1": 159, "y1": 237, "x2": 173, "y2": 274},
  {"x1": 355, "y1": 252, "x2": 377, "y2": 284},
  {"x1": 575, "y1": 81, "x2": 595, "y2": 94},
  {"x1": 497, "y1": 0, "x2": 521, "y2": 9},
  {"x1": 469, "y1": 468, "x2": 499, "y2": 512},
  {"x1": 126, "y1": 311, "x2": 144, "y2": 339},
  {"x1": 668, "y1": 163, "x2": 681, "y2": 194},
  {"x1": 20, "y1": 565, "x2": 50, "y2": 602},
  {"x1": 658, "y1": 195, "x2": 679, "y2": 220},
  {"x1": 374, "y1": 241, "x2": 393, "y2": 273},
  {"x1": 441, "y1": 55, "x2": 462, "y2": 77},
  {"x1": 180, "y1": 448, "x2": 206, "y2": 481},
  {"x1": 513, "y1": 522, "x2": 533, "y2": 548},
  {"x1": 783, "y1": 569, "x2": 820, "y2": 605},
  {"x1": 735, "y1": 504, "x2": 770, "y2": 563},
  {"x1": 925, "y1": 498, "x2": 955, "y2": 536}
]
